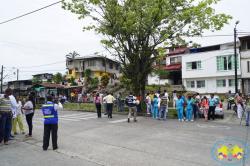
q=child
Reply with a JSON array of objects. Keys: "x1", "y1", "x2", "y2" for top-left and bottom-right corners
[
  {"x1": 186, "y1": 96, "x2": 193, "y2": 122},
  {"x1": 176, "y1": 95, "x2": 184, "y2": 122},
  {"x1": 153, "y1": 95, "x2": 159, "y2": 119},
  {"x1": 201, "y1": 96, "x2": 209, "y2": 121}
]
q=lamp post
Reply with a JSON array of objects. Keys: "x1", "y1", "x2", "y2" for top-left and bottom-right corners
[{"x1": 234, "y1": 20, "x2": 240, "y2": 94}]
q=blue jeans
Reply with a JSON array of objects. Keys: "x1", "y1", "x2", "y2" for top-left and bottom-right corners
[
  {"x1": 159, "y1": 106, "x2": 167, "y2": 120},
  {"x1": 246, "y1": 111, "x2": 250, "y2": 126},
  {"x1": 186, "y1": 108, "x2": 193, "y2": 121},
  {"x1": 153, "y1": 106, "x2": 158, "y2": 119},
  {"x1": 0, "y1": 112, "x2": 12, "y2": 143},
  {"x1": 177, "y1": 107, "x2": 183, "y2": 120}
]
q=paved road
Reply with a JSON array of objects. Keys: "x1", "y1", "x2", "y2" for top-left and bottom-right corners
[{"x1": 0, "y1": 110, "x2": 249, "y2": 166}]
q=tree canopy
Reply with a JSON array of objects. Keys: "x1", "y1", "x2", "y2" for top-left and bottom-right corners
[{"x1": 62, "y1": 0, "x2": 231, "y2": 96}]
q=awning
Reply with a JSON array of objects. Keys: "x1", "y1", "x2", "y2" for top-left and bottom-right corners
[{"x1": 164, "y1": 63, "x2": 182, "y2": 71}]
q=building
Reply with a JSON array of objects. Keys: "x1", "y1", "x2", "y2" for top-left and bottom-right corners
[
  {"x1": 240, "y1": 36, "x2": 250, "y2": 95},
  {"x1": 7, "y1": 79, "x2": 33, "y2": 96},
  {"x1": 66, "y1": 55, "x2": 121, "y2": 85},
  {"x1": 182, "y1": 42, "x2": 241, "y2": 94},
  {"x1": 33, "y1": 73, "x2": 53, "y2": 82},
  {"x1": 147, "y1": 47, "x2": 187, "y2": 87}
]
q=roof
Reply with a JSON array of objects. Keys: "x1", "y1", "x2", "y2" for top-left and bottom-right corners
[
  {"x1": 8, "y1": 79, "x2": 32, "y2": 83},
  {"x1": 67, "y1": 55, "x2": 121, "y2": 64},
  {"x1": 33, "y1": 73, "x2": 53, "y2": 76},
  {"x1": 167, "y1": 48, "x2": 188, "y2": 56},
  {"x1": 34, "y1": 83, "x2": 65, "y2": 89},
  {"x1": 164, "y1": 63, "x2": 182, "y2": 71}
]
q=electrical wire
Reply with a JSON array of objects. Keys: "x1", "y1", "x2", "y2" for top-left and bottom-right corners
[{"x1": 0, "y1": 1, "x2": 62, "y2": 25}]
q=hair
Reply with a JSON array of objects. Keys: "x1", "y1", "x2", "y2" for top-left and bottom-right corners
[
  {"x1": 47, "y1": 95, "x2": 53, "y2": 102},
  {"x1": 5, "y1": 88, "x2": 12, "y2": 96},
  {"x1": 129, "y1": 92, "x2": 133, "y2": 95},
  {"x1": 147, "y1": 93, "x2": 149, "y2": 96},
  {"x1": 188, "y1": 96, "x2": 191, "y2": 100},
  {"x1": 154, "y1": 95, "x2": 157, "y2": 98},
  {"x1": 173, "y1": 90, "x2": 176, "y2": 93}
]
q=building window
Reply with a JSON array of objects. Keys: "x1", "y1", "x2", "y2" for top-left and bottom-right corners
[
  {"x1": 186, "y1": 81, "x2": 195, "y2": 88},
  {"x1": 229, "y1": 79, "x2": 235, "y2": 87},
  {"x1": 217, "y1": 55, "x2": 239, "y2": 71},
  {"x1": 186, "y1": 61, "x2": 202, "y2": 70},
  {"x1": 170, "y1": 57, "x2": 181, "y2": 64},
  {"x1": 115, "y1": 64, "x2": 119, "y2": 70},
  {"x1": 217, "y1": 79, "x2": 226, "y2": 87},
  {"x1": 87, "y1": 60, "x2": 96, "y2": 66},
  {"x1": 69, "y1": 69, "x2": 72, "y2": 74},
  {"x1": 248, "y1": 61, "x2": 250, "y2": 73},
  {"x1": 197, "y1": 80, "x2": 205, "y2": 88},
  {"x1": 109, "y1": 62, "x2": 113, "y2": 69}
]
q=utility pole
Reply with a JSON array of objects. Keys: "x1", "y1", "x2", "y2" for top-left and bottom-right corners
[
  {"x1": 234, "y1": 21, "x2": 240, "y2": 94},
  {"x1": 17, "y1": 69, "x2": 19, "y2": 81},
  {"x1": 0, "y1": 65, "x2": 3, "y2": 94}
]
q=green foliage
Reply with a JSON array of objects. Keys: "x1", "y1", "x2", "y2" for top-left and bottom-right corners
[
  {"x1": 119, "y1": 75, "x2": 132, "y2": 91},
  {"x1": 69, "y1": 76, "x2": 77, "y2": 86},
  {"x1": 90, "y1": 77, "x2": 99, "y2": 89},
  {"x1": 32, "y1": 77, "x2": 42, "y2": 84},
  {"x1": 100, "y1": 74, "x2": 110, "y2": 87},
  {"x1": 62, "y1": 0, "x2": 232, "y2": 96},
  {"x1": 53, "y1": 72, "x2": 63, "y2": 84}
]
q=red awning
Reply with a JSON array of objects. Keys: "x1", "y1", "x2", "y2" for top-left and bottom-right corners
[{"x1": 164, "y1": 63, "x2": 182, "y2": 71}]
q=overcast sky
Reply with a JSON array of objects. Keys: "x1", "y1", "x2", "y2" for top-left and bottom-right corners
[{"x1": 0, "y1": 0, "x2": 249, "y2": 82}]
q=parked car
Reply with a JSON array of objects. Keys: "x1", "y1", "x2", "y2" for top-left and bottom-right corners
[{"x1": 199, "y1": 96, "x2": 224, "y2": 119}]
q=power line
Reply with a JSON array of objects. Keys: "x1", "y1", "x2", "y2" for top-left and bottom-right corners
[{"x1": 0, "y1": 1, "x2": 62, "y2": 25}]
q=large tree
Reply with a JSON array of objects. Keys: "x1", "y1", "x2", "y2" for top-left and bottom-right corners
[{"x1": 62, "y1": 0, "x2": 231, "y2": 96}]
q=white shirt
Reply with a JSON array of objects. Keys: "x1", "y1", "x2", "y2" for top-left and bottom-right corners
[
  {"x1": 9, "y1": 95, "x2": 17, "y2": 118},
  {"x1": 104, "y1": 95, "x2": 115, "y2": 104},
  {"x1": 23, "y1": 101, "x2": 34, "y2": 115},
  {"x1": 16, "y1": 101, "x2": 22, "y2": 115},
  {"x1": 146, "y1": 96, "x2": 151, "y2": 104}
]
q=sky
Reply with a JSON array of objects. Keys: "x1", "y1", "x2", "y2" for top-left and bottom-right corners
[{"x1": 0, "y1": 0, "x2": 250, "y2": 82}]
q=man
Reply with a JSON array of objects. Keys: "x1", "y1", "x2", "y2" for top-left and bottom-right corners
[
  {"x1": 226, "y1": 90, "x2": 234, "y2": 110},
  {"x1": 0, "y1": 92, "x2": 12, "y2": 145},
  {"x1": 159, "y1": 93, "x2": 169, "y2": 120},
  {"x1": 145, "y1": 93, "x2": 151, "y2": 115},
  {"x1": 104, "y1": 92, "x2": 115, "y2": 118},
  {"x1": 208, "y1": 94, "x2": 216, "y2": 120},
  {"x1": 126, "y1": 92, "x2": 137, "y2": 123},
  {"x1": 42, "y1": 95, "x2": 58, "y2": 151}
]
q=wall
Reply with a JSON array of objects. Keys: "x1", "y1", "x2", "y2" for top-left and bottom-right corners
[
  {"x1": 241, "y1": 50, "x2": 250, "y2": 78},
  {"x1": 147, "y1": 73, "x2": 169, "y2": 85}
]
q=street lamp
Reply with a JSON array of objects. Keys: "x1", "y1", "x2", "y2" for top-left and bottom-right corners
[{"x1": 234, "y1": 20, "x2": 240, "y2": 94}]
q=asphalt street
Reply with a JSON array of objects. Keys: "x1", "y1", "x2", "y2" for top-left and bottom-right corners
[{"x1": 0, "y1": 110, "x2": 249, "y2": 166}]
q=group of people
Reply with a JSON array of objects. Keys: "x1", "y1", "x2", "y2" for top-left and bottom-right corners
[
  {"x1": 0, "y1": 88, "x2": 59, "y2": 150},
  {"x1": 0, "y1": 88, "x2": 35, "y2": 145}
]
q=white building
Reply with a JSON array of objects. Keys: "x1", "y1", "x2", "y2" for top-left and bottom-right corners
[
  {"x1": 182, "y1": 42, "x2": 241, "y2": 94},
  {"x1": 240, "y1": 36, "x2": 250, "y2": 95}
]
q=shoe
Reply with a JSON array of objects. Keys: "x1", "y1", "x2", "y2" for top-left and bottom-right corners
[
  {"x1": 43, "y1": 148, "x2": 48, "y2": 151},
  {"x1": 9, "y1": 137, "x2": 14, "y2": 140},
  {"x1": 25, "y1": 134, "x2": 32, "y2": 138},
  {"x1": 4, "y1": 142, "x2": 8, "y2": 145},
  {"x1": 128, "y1": 118, "x2": 130, "y2": 123},
  {"x1": 10, "y1": 135, "x2": 15, "y2": 138},
  {"x1": 14, "y1": 132, "x2": 18, "y2": 135},
  {"x1": 178, "y1": 119, "x2": 181, "y2": 122},
  {"x1": 191, "y1": 120, "x2": 194, "y2": 122},
  {"x1": 53, "y1": 147, "x2": 58, "y2": 150},
  {"x1": 134, "y1": 119, "x2": 137, "y2": 122},
  {"x1": 104, "y1": 113, "x2": 107, "y2": 115},
  {"x1": 21, "y1": 132, "x2": 25, "y2": 135},
  {"x1": 246, "y1": 124, "x2": 249, "y2": 126},
  {"x1": 182, "y1": 119, "x2": 184, "y2": 122}
]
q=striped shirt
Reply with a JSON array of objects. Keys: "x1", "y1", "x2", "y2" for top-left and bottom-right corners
[{"x1": 0, "y1": 98, "x2": 12, "y2": 112}]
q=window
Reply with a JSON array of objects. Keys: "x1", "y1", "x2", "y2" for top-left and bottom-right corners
[
  {"x1": 216, "y1": 80, "x2": 226, "y2": 87},
  {"x1": 186, "y1": 81, "x2": 195, "y2": 88},
  {"x1": 217, "y1": 55, "x2": 239, "y2": 71},
  {"x1": 67, "y1": 61, "x2": 72, "y2": 65},
  {"x1": 69, "y1": 69, "x2": 72, "y2": 74},
  {"x1": 197, "y1": 80, "x2": 205, "y2": 88},
  {"x1": 170, "y1": 57, "x2": 181, "y2": 64},
  {"x1": 87, "y1": 60, "x2": 96, "y2": 66},
  {"x1": 115, "y1": 64, "x2": 119, "y2": 70},
  {"x1": 109, "y1": 62, "x2": 113, "y2": 69},
  {"x1": 248, "y1": 61, "x2": 250, "y2": 73},
  {"x1": 186, "y1": 61, "x2": 202, "y2": 70},
  {"x1": 102, "y1": 59, "x2": 105, "y2": 67},
  {"x1": 229, "y1": 79, "x2": 235, "y2": 87}
]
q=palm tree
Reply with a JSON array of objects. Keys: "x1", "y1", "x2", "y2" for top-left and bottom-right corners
[{"x1": 66, "y1": 51, "x2": 80, "y2": 59}]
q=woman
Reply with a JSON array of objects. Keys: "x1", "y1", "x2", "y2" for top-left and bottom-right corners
[
  {"x1": 13, "y1": 96, "x2": 25, "y2": 135},
  {"x1": 201, "y1": 96, "x2": 209, "y2": 121},
  {"x1": 186, "y1": 96, "x2": 193, "y2": 122},
  {"x1": 236, "y1": 93, "x2": 243, "y2": 119},
  {"x1": 153, "y1": 95, "x2": 159, "y2": 119},
  {"x1": 176, "y1": 95, "x2": 184, "y2": 122},
  {"x1": 23, "y1": 95, "x2": 34, "y2": 137},
  {"x1": 94, "y1": 93, "x2": 102, "y2": 118}
]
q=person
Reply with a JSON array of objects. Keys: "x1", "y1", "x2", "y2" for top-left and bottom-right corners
[
  {"x1": 245, "y1": 97, "x2": 250, "y2": 126},
  {"x1": 125, "y1": 92, "x2": 137, "y2": 123},
  {"x1": 193, "y1": 93, "x2": 201, "y2": 120},
  {"x1": 94, "y1": 93, "x2": 102, "y2": 118},
  {"x1": 5, "y1": 88, "x2": 17, "y2": 139},
  {"x1": 116, "y1": 92, "x2": 123, "y2": 112},
  {"x1": 105, "y1": 92, "x2": 115, "y2": 118},
  {"x1": 226, "y1": 90, "x2": 234, "y2": 110},
  {"x1": 172, "y1": 90, "x2": 178, "y2": 108},
  {"x1": 42, "y1": 95, "x2": 58, "y2": 151},
  {"x1": 13, "y1": 96, "x2": 25, "y2": 135},
  {"x1": 159, "y1": 93, "x2": 169, "y2": 120},
  {"x1": 201, "y1": 96, "x2": 209, "y2": 121},
  {"x1": 145, "y1": 93, "x2": 151, "y2": 115},
  {"x1": 186, "y1": 96, "x2": 193, "y2": 122},
  {"x1": 149, "y1": 91, "x2": 154, "y2": 115},
  {"x1": 23, "y1": 95, "x2": 34, "y2": 137},
  {"x1": 164, "y1": 90, "x2": 169, "y2": 99},
  {"x1": 181, "y1": 95, "x2": 186, "y2": 120},
  {"x1": 102, "y1": 93, "x2": 108, "y2": 115},
  {"x1": 176, "y1": 95, "x2": 184, "y2": 122},
  {"x1": 0, "y1": 92, "x2": 12, "y2": 145},
  {"x1": 152, "y1": 95, "x2": 159, "y2": 119},
  {"x1": 208, "y1": 94, "x2": 216, "y2": 120},
  {"x1": 236, "y1": 93, "x2": 244, "y2": 119}
]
